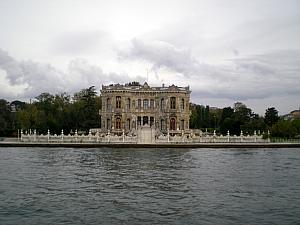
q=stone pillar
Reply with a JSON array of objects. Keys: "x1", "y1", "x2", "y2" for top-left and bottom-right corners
[
  {"x1": 34, "y1": 129, "x2": 37, "y2": 142},
  {"x1": 61, "y1": 129, "x2": 64, "y2": 141},
  {"x1": 227, "y1": 130, "x2": 230, "y2": 142},
  {"x1": 20, "y1": 129, "x2": 23, "y2": 141},
  {"x1": 122, "y1": 129, "x2": 125, "y2": 143},
  {"x1": 213, "y1": 130, "x2": 216, "y2": 143},
  {"x1": 240, "y1": 130, "x2": 243, "y2": 142},
  {"x1": 89, "y1": 130, "x2": 92, "y2": 141},
  {"x1": 167, "y1": 128, "x2": 170, "y2": 143},
  {"x1": 75, "y1": 130, "x2": 78, "y2": 142}
]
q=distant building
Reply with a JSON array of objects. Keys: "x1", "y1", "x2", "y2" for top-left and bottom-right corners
[
  {"x1": 282, "y1": 109, "x2": 300, "y2": 120},
  {"x1": 99, "y1": 82, "x2": 191, "y2": 134}
]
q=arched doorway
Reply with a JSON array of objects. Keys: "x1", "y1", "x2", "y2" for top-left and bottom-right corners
[
  {"x1": 143, "y1": 116, "x2": 148, "y2": 125},
  {"x1": 170, "y1": 118, "x2": 176, "y2": 130}
]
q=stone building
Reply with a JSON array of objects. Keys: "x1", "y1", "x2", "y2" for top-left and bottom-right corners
[{"x1": 99, "y1": 82, "x2": 191, "y2": 134}]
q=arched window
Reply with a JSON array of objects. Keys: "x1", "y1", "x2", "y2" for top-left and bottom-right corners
[
  {"x1": 116, "y1": 96, "x2": 121, "y2": 108},
  {"x1": 126, "y1": 98, "x2": 131, "y2": 110},
  {"x1": 126, "y1": 118, "x2": 131, "y2": 130},
  {"x1": 137, "y1": 116, "x2": 141, "y2": 126},
  {"x1": 106, "y1": 98, "x2": 111, "y2": 111},
  {"x1": 150, "y1": 117, "x2": 154, "y2": 126},
  {"x1": 107, "y1": 118, "x2": 111, "y2": 130},
  {"x1": 143, "y1": 99, "x2": 149, "y2": 109},
  {"x1": 150, "y1": 99, "x2": 154, "y2": 109},
  {"x1": 116, "y1": 117, "x2": 121, "y2": 129},
  {"x1": 181, "y1": 119, "x2": 184, "y2": 130},
  {"x1": 161, "y1": 98, "x2": 165, "y2": 111},
  {"x1": 181, "y1": 99, "x2": 185, "y2": 110},
  {"x1": 170, "y1": 118, "x2": 176, "y2": 130},
  {"x1": 170, "y1": 97, "x2": 176, "y2": 109},
  {"x1": 161, "y1": 119, "x2": 165, "y2": 130}
]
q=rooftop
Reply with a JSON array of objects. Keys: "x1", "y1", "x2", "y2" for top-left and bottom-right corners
[{"x1": 101, "y1": 82, "x2": 190, "y2": 93}]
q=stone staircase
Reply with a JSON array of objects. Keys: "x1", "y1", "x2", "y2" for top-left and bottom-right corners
[{"x1": 137, "y1": 125, "x2": 155, "y2": 144}]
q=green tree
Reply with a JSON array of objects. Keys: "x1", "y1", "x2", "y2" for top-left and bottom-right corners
[
  {"x1": 264, "y1": 107, "x2": 279, "y2": 127},
  {"x1": 271, "y1": 119, "x2": 296, "y2": 138},
  {"x1": 219, "y1": 107, "x2": 234, "y2": 134},
  {"x1": 73, "y1": 86, "x2": 100, "y2": 131},
  {"x1": 241, "y1": 114, "x2": 266, "y2": 135},
  {"x1": 231, "y1": 103, "x2": 252, "y2": 135},
  {"x1": 189, "y1": 104, "x2": 212, "y2": 129},
  {"x1": 220, "y1": 117, "x2": 234, "y2": 134},
  {"x1": 291, "y1": 119, "x2": 300, "y2": 135},
  {"x1": 0, "y1": 99, "x2": 12, "y2": 136}
]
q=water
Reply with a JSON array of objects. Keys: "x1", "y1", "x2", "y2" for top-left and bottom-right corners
[{"x1": 0, "y1": 147, "x2": 300, "y2": 225}]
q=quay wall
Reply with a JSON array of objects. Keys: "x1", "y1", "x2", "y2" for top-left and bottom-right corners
[{"x1": 1, "y1": 141, "x2": 300, "y2": 148}]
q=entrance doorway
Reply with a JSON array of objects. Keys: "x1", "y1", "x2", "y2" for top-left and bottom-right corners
[{"x1": 143, "y1": 116, "x2": 148, "y2": 125}]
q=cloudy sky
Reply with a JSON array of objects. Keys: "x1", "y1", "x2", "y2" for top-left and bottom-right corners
[{"x1": 0, "y1": 0, "x2": 299, "y2": 115}]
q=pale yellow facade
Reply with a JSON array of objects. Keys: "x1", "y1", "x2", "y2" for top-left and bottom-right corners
[{"x1": 99, "y1": 82, "x2": 191, "y2": 134}]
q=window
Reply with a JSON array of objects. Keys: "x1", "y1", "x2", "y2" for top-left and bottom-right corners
[
  {"x1": 150, "y1": 117, "x2": 154, "y2": 127},
  {"x1": 161, "y1": 119, "x2": 165, "y2": 130},
  {"x1": 116, "y1": 96, "x2": 121, "y2": 108},
  {"x1": 106, "y1": 98, "x2": 111, "y2": 111},
  {"x1": 143, "y1": 99, "x2": 149, "y2": 109},
  {"x1": 126, "y1": 98, "x2": 131, "y2": 110},
  {"x1": 161, "y1": 98, "x2": 165, "y2": 111},
  {"x1": 137, "y1": 116, "x2": 141, "y2": 126},
  {"x1": 181, "y1": 99, "x2": 185, "y2": 110},
  {"x1": 126, "y1": 118, "x2": 131, "y2": 130},
  {"x1": 170, "y1": 97, "x2": 176, "y2": 109},
  {"x1": 181, "y1": 119, "x2": 184, "y2": 130},
  {"x1": 170, "y1": 118, "x2": 176, "y2": 130},
  {"x1": 150, "y1": 99, "x2": 154, "y2": 109},
  {"x1": 138, "y1": 99, "x2": 141, "y2": 109},
  {"x1": 116, "y1": 117, "x2": 121, "y2": 129},
  {"x1": 107, "y1": 118, "x2": 111, "y2": 130}
]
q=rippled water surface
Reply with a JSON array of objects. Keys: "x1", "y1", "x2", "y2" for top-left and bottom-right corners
[{"x1": 0, "y1": 147, "x2": 300, "y2": 225}]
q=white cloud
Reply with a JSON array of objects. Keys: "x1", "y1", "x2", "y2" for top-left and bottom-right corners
[
  {"x1": 51, "y1": 30, "x2": 114, "y2": 56},
  {"x1": 119, "y1": 39, "x2": 300, "y2": 102}
]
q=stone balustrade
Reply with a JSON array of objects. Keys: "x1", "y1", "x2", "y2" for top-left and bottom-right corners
[{"x1": 20, "y1": 129, "x2": 268, "y2": 144}]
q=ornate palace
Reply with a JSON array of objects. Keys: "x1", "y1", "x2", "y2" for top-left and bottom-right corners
[{"x1": 99, "y1": 82, "x2": 191, "y2": 134}]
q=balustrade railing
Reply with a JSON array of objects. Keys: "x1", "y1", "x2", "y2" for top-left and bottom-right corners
[{"x1": 19, "y1": 129, "x2": 278, "y2": 144}]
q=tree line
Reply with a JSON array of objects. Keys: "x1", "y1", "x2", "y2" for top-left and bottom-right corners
[
  {"x1": 189, "y1": 102, "x2": 300, "y2": 138},
  {"x1": 1, "y1": 87, "x2": 299, "y2": 138},
  {"x1": 0, "y1": 86, "x2": 101, "y2": 136}
]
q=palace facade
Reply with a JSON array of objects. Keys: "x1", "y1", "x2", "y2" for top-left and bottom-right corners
[{"x1": 99, "y1": 82, "x2": 191, "y2": 134}]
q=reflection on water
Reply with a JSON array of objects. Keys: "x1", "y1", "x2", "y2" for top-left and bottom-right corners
[{"x1": 0, "y1": 147, "x2": 300, "y2": 225}]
